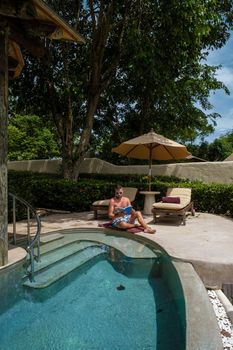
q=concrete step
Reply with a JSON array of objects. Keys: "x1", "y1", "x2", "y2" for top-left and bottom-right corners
[
  {"x1": 40, "y1": 233, "x2": 64, "y2": 244},
  {"x1": 33, "y1": 241, "x2": 99, "y2": 273},
  {"x1": 24, "y1": 246, "x2": 104, "y2": 289},
  {"x1": 38, "y1": 233, "x2": 83, "y2": 255}
]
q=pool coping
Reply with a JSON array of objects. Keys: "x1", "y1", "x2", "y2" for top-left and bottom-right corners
[
  {"x1": 0, "y1": 246, "x2": 27, "y2": 274},
  {"x1": 172, "y1": 260, "x2": 223, "y2": 350}
]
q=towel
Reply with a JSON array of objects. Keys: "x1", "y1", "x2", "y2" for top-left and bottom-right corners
[{"x1": 98, "y1": 222, "x2": 143, "y2": 233}]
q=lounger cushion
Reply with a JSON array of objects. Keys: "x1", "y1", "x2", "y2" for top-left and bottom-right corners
[
  {"x1": 153, "y1": 188, "x2": 191, "y2": 210},
  {"x1": 162, "y1": 196, "x2": 180, "y2": 204},
  {"x1": 119, "y1": 187, "x2": 137, "y2": 202},
  {"x1": 92, "y1": 199, "x2": 110, "y2": 206},
  {"x1": 153, "y1": 201, "x2": 190, "y2": 210},
  {"x1": 92, "y1": 187, "x2": 137, "y2": 207}
]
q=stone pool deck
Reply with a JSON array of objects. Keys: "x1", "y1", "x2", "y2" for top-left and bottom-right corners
[{"x1": 6, "y1": 211, "x2": 233, "y2": 288}]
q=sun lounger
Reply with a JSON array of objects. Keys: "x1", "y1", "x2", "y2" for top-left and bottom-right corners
[
  {"x1": 91, "y1": 187, "x2": 137, "y2": 219},
  {"x1": 151, "y1": 188, "x2": 195, "y2": 225}
]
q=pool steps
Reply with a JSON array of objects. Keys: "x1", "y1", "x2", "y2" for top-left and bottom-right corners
[
  {"x1": 23, "y1": 246, "x2": 103, "y2": 289},
  {"x1": 33, "y1": 241, "x2": 98, "y2": 273},
  {"x1": 40, "y1": 233, "x2": 64, "y2": 244},
  {"x1": 38, "y1": 232, "x2": 92, "y2": 255},
  {"x1": 23, "y1": 229, "x2": 159, "y2": 289},
  {"x1": 23, "y1": 232, "x2": 104, "y2": 289}
]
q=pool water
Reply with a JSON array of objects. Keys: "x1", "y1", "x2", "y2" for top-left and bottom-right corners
[{"x1": 0, "y1": 247, "x2": 184, "y2": 350}]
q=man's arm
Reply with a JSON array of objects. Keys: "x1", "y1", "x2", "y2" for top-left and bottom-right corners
[
  {"x1": 108, "y1": 198, "x2": 115, "y2": 219},
  {"x1": 125, "y1": 197, "x2": 131, "y2": 206}
]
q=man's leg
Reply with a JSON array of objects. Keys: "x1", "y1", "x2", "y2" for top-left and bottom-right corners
[
  {"x1": 118, "y1": 221, "x2": 137, "y2": 229},
  {"x1": 130, "y1": 210, "x2": 156, "y2": 233}
]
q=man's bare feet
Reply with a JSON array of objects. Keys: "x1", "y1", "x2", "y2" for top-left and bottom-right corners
[{"x1": 144, "y1": 227, "x2": 156, "y2": 234}]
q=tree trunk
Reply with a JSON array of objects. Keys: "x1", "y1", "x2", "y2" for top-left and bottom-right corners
[
  {"x1": 43, "y1": 1, "x2": 131, "y2": 181},
  {"x1": 60, "y1": 96, "x2": 75, "y2": 179},
  {"x1": 73, "y1": 92, "x2": 100, "y2": 180},
  {"x1": 61, "y1": 150, "x2": 75, "y2": 179},
  {"x1": 0, "y1": 25, "x2": 9, "y2": 265}
]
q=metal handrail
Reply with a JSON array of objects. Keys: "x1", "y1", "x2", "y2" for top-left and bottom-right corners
[{"x1": 8, "y1": 193, "x2": 41, "y2": 281}]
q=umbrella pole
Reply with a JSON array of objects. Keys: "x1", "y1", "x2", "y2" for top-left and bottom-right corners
[
  {"x1": 148, "y1": 170, "x2": 151, "y2": 191},
  {"x1": 148, "y1": 146, "x2": 152, "y2": 191}
]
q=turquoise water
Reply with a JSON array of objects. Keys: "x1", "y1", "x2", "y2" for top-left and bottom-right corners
[{"x1": 0, "y1": 248, "x2": 184, "y2": 350}]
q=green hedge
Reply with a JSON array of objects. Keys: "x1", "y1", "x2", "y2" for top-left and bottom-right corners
[{"x1": 8, "y1": 170, "x2": 233, "y2": 217}]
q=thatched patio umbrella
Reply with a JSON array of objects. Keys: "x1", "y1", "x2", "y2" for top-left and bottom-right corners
[{"x1": 112, "y1": 129, "x2": 190, "y2": 190}]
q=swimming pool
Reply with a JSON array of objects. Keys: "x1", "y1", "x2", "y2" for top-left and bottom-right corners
[{"x1": 0, "y1": 228, "x2": 222, "y2": 349}]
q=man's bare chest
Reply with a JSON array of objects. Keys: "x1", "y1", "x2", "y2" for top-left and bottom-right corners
[{"x1": 113, "y1": 197, "x2": 128, "y2": 208}]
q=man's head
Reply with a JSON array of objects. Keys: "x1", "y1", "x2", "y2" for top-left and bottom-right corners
[{"x1": 115, "y1": 185, "x2": 123, "y2": 198}]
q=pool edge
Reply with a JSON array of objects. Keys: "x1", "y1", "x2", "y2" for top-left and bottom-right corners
[{"x1": 173, "y1": 260, "x2": 223, "y2": 350}]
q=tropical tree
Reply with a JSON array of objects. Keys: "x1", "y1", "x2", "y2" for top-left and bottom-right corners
[
  {"x1": 8, "y1": 114, "x2": 60, "y2": 160},
  {"x1": 10, "y1": 0, "x2": 233, "y2": 176},
  {"x1": 188, "y1": 130, "x2": 233, "y2": 161},
  {"x1": 208, "y1": 131, "x2": 233, "y2": 160}
]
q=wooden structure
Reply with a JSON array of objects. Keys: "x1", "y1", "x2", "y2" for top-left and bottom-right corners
[
  {"x1": 224, "y1": 153, "x2": 233, "y2": 162},
  {"x1": 152, "y1": 201, "x2": 195, "y2": 225},
  {"x1": 151, "y1": 188, "x2": 195, "y2": 225},
  {"x1": 0, "y1": 0, "x2": 84, "y2": 265}
]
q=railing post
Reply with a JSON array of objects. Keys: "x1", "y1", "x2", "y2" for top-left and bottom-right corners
[
  {"x1": 12, "y1": 196, "x2": 16, "y2": 245},
  {"x1": 27, "y1": 207, "x2": 30, "y2": 243},
  {"x1": 37, "y1": 217, "x2": 41, "y2": 261},
  {"x1": 9, "y1": 193, "x2": 41, "y2": 282},
  {"x1": 30, "y1": 246, "x2": 35, "y2": 282}
]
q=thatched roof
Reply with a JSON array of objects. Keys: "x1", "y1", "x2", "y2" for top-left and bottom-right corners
[
  {"x1": 224, "y1": 153, "x2": 233, "y2": 161},
  {"x1": 0, "y1": 0, "x2": 85, "y2": 78},
  {"x1": 32, "y1": 0, "x2": 85, "y2": 43},
  {"x1": 185, "y1": 154, "x2": 207, "y2": 162},
  {"x1": 8, "y1": 41, "x2": 25, "y2": 79}
]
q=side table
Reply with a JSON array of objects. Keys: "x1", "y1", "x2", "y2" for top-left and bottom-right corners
[{"x1": 139, "y1": 191, "x2": 160, "y2": 215}]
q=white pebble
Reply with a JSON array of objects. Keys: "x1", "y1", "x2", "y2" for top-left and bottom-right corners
[{"x1": 208, "y1": 290, "x2": 233, "y2": 350}]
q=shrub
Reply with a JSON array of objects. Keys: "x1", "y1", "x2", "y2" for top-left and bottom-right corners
[{"x1": 8, "y1": 171, "x2": 233, "y2": 217}]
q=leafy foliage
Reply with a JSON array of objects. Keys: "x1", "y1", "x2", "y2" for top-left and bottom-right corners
[
  {"x1": 8, "y1": 114, "x2": 60, "y2": 160},
  {"x1": 9, "y1": 0, "x2": 233, "y2": 173},
  {"x1": 8, "y1": 171, "x2": 233, "y2": 217},
  {"x1": 188, "y1": 130, "x2": 233, "y2": 161}
]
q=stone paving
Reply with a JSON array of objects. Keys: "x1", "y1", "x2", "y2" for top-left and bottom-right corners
[{"x1": 7, "y1": 210, "x2": 233, "y2": 288}]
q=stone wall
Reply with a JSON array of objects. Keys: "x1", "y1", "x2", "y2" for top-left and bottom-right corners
[{"x1": 8, "y1": 158, "x2": 233, "y2": 184}]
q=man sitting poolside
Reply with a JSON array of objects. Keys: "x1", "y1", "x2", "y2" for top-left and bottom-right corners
[{"x1": 108, "y1": 185, "x2": 156, "y2": 234}]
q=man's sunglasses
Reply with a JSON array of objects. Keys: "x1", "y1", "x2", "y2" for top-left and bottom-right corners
[{"x1": 115, "y1": 191, "x2": 123, "y2": 194}]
